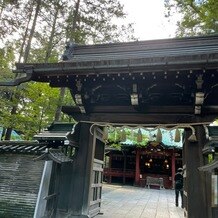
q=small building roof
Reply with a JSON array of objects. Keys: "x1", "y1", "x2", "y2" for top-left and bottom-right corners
[{"x1": 198, "y1": 159, "x2": 218, "y2": 172}]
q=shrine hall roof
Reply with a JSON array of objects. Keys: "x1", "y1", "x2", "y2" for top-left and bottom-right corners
[
  {"x1": 1, "y1": 35, "x2": 218, "y2": 124},
  {"x1": 1, "y1": 34, "x2": 217, "y2": 86}
]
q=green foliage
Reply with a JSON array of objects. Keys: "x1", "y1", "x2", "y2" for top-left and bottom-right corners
[
  {"x1": 165, "y1": 0, "x2": 218, "y2": 36},
  {"x1": 65, "y1": 0, "x2": 136, "y2": 44},
  {"x1": 27, "y1": 47, "x2": 60, "y2": 63},
  {"x1": 213, "y1": 119, "x2": 218, "y2": 125},
  {"x1": 0, "y1": 44, "x2": 16, "y2": 128},
  {"x1": 15, "y1": 82, "x2": 73, "y2": 139},
  {"x1": 208, "y1": 153, "x2": 213, "y2": 163},
  {"x1": 0, "y1": 43, "x2": 15, "y2": 76},
  {"x1": 0, "y1": 0, "x2": 135, "y2": 139},
  {"x1": 0, "y1": 81, "x2": 74, "y2": 139}
]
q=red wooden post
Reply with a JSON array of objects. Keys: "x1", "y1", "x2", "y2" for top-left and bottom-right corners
[
  {"x1": 171, "y1": 151, "x2": 176, "y2": 189},
  {"x1": 135, "y1": 148, "x2": 140, "y2": 186},
  {"x1": 108, "y1": 153, "x2": 112, "y2": 183}
]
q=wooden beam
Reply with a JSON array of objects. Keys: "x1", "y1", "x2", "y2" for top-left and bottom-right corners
[
  {"x1": 63, "y1": 105, "x2": 195, "y2": 115},
  {"x1": 89, "y1": 105, "x2": 194, "y2": 114},
  {"x1": 71, "y1": 113, "x2": 217, "y2": 125}
]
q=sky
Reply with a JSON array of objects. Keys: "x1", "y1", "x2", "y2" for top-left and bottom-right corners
[
  {"x1": 119, "y1": 0, "x2": 178, "y2": 40},
  {"x1": 0, "y1": 0, "x2": 178, "y2": 48}
]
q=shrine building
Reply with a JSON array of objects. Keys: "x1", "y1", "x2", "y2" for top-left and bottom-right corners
[{"x1": 0, "y1": 34, "x2": 218, "y2": 218}]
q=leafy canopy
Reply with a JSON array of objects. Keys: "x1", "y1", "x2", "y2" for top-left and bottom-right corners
[{"x1": 165, "y1": 0, "x2": 218, "y2": 36}]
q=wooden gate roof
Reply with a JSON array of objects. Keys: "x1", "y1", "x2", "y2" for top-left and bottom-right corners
[{"x1": 1, "y1": 35, "x2": 218, "y2": 124}]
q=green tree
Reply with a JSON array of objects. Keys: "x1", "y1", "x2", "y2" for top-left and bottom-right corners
[
  {"x1": 0, "y1": 0, "x2": 135, "y2": 139},
  {"x1": 54, "y1": 0, "x2": 135, "y2": 121},
  {"x1": 0, "y1": 43, "x2": 16, "y2": 140},
  {"x1": 0, "y1": 0, "x2": 44, "y2": 139},
  {"x1": 64, "y1": 0, "x2": 135, "y2": 43},
  {"x1": 19, "y1": 82, "x2": 62, "y2": 139},
  {"x1": 165, "y1": 0, "x2": 218, "y2": 36}
]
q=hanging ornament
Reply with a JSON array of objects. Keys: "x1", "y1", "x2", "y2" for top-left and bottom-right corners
[
  {"x1": 188, "y1": 133, "x2": 197, "y2": 142},
  {"x1": 137, "y1": 128, "x2": 142, "y2": 143},
  {"x1": 174, "y1": 128, "x2": 181, "y2": 142},
  {"x1": 156, "y1": 128, "x2": 162, "y2": 142}
]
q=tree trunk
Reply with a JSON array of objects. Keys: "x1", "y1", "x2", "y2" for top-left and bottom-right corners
[
  {"x1": 44, "y1": 0, "x2": 63, "y2": 122},
  {"x1": 0, "y1": 4, "x2": 4, "y2": 19},
  {"x1": 71, "y1": 0, "x2": 80, "y2": 39},
  {"x1": 54, "y1": 0, "x2": 81, "y2": 122},
  {"x1": 44, "y1": 1, "x2": 60, "y2": 62},
  {"x1": 23, "y1": 0, "x2": 41, "y2": 63},
  {"x1": 1, "y1": 127, "x2": 6, "y2": 140},
  {"x1": 18, "y1": 2, "x2": 33, "y2": 62},
  {"x1": 5, "y1": 0, "x2": 41, "y2": 140}
]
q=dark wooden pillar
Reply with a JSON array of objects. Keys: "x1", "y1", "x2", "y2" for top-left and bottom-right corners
[
  {"x1": 171, "y1": 151, "x2": 176, "y2": 189},
  {"x1": 184, "y1": 125, "x2": 208, "y2": 218},
  {"x1": 135, "y1": 148, "x2": 140, "y2": 186},
  {"x1": 67, "y1": 123, "x2": 96, "y2": 217}
]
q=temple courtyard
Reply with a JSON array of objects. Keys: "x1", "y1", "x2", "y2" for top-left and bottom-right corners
[{"x1": 96, "y1": 184, "x2": 184, "y2": 218}]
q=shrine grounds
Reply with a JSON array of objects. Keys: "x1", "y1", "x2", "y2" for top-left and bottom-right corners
[{"x1": 96, "y1": 183, "x2": 184, "y2": 218}]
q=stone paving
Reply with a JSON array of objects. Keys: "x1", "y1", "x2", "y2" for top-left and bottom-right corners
[{"x1": 96, "y1": 184, "x2": 184, "y2": 218}]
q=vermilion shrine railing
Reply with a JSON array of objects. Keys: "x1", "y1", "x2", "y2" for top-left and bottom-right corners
[{"x1": 104, "y1": 168, "x2": 135, "y2": 178}]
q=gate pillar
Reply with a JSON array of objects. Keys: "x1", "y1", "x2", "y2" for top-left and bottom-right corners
[
  {"x1": 62, "y1": 122, "x2": 104, "y2": 218},
  {"x1": 183, "y1": 125, "x2": 208, "y2": 218}
]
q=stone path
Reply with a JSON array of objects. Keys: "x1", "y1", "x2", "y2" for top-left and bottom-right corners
[{"x1": 96, "y1": 184, "x2": 184, "y2": 218}]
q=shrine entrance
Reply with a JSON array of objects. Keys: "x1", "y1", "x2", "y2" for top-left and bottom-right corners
[
  {"x1": 1, "y1": 35, "x2": 218, "y2": 217},
  {"x1": 103, "y1": 128, "x2": 183, "y2": 189}
]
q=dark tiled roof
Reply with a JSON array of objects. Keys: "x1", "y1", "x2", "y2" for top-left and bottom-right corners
[
  {"x1": 198, "y1": 159, "x2": 218, "y2": 172},
  {"x1": 0, "y1": 141, "x2": 47, "y2": 155}
]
